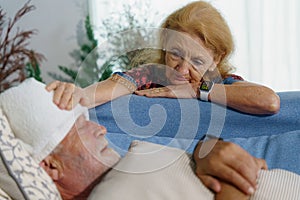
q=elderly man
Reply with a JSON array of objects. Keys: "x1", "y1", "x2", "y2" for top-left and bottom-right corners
[
  {"x1": 0, "y1": 78, "x2": 298, "y2": 200},
  {"x1": 0, "y1": 78, "x2": 121, "y2": 199}
]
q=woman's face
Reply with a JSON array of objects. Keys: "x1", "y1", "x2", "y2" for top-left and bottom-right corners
[{"x1": 164, "y1": 32, "x2": 217, "y2": 85}]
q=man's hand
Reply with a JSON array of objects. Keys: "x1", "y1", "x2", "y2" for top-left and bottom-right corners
[{"x1": 193, "y1": 139, "x2": 267, "y2": 195}]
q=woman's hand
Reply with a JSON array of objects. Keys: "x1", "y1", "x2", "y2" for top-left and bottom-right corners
[
  {"x1": 134, "y1": 82, "x2": 200, "y2": 99},
  {"x1": 193, "y1": 139, "x2": 267, "y2": 195},
  {"x1": 46, "y1": 81, "x2": 90, "y2": 110}
]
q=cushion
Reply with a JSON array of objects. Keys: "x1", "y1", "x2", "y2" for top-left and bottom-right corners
[
  {"x1": 89, "y1": 91, "x2": 300, "y2": 174},
  {"x1": 89, "y1": 91, "x2": 300, "y2": 154},
  {"x1": 0, "y1": 109, "x2": 61, "y2": 200}
]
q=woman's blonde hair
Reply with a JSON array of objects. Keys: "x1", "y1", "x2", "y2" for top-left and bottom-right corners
[
  {"x1": 162, "y1": 1, "x2": 235, "y2": 77},
  {"x1": 131, "y1": 1, "x2": 235, "y2": 78}
]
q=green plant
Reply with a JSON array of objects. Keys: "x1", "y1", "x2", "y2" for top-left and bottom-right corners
[
  {"x1": 48, "y1": 15, "x2": 103, "y2": 87},
  {"x1": 0, "y1": 1, "x2": 45, "y2": 93},
  {"x1": 49, "y1": 0, "x2": 159, "y2": 87}
]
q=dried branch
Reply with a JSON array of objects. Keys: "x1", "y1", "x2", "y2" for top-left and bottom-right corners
[{"x1": 0, "y1": 0, "x2": 45, "y2": 92}]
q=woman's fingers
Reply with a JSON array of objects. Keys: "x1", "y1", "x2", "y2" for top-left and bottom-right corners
[
  {"x1": 135, "y1": 87, "x2": 171, "y2": 98},
  {"x1": 134, "y1": 84, "x2": 196, "y2": 98},
  {"x1": 45, "y1": 80, "x2": 59, "y2": 92},
  {"x1": 45, "y1": 81, "x2": 79, "y2": 110}
]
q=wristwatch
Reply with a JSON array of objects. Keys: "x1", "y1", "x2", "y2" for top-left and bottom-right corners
[{"x1": 199, "y1": 81, "x2": 214, "y2": 101}]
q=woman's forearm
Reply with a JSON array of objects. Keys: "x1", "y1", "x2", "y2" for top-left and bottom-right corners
[
  {"x1": 85, "y1": 78, "x2": 136, "y2": 108},
  {"x1": 208, "y1": 82, "x2": 280, "y2": 115}
]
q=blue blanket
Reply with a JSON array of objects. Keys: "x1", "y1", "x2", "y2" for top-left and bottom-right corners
[{"x1": 89, "y1": 91, "x2": 300, "y2": 173}]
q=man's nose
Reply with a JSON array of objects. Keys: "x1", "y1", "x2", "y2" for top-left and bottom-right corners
[
  {"x1": 91, "y1": 124, "x2": 107, "y2": 138},
  {"x1": 98, "y1": 125, "x2": 107, "y2": 135}
]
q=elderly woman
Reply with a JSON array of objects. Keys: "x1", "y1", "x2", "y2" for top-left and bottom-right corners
[{"x1": 47, "y1": 1, "x2": 279, "y2": 115}]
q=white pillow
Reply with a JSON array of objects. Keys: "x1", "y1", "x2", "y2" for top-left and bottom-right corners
[{"x1": 0, "y1": 109, "x2": 62, "y2": 200}]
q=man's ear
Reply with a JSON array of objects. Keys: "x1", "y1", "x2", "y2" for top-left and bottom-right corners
[{"x1": 39, "y1": 155, "x2": 63, "y2": 181}]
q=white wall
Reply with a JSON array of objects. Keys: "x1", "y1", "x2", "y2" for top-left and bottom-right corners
[{"x1": 1, "y1": 0, "x2": 87, "y2": 83}]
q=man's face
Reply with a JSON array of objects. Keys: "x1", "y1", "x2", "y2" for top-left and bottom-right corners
[{"x1": 54, "y1": 115, "x2": 120, "y2": 194}]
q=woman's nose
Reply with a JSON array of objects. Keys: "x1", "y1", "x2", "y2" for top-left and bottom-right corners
[{"x1": 175, "y1": 59, "x2": 190, "y2": 75}]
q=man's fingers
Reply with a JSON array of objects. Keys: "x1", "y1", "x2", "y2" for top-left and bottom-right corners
[
  {"x1": 198, "y1": 175, "x2": 221, "y2": 193},
  {"x1": 228, "y1": 155, "x2": 258, "y2": 188},
  {"x1": 256, "y1": 158, "x2": 268, "y2": 170},
  {"x1": 218, "y1": 165, "x2": 256, "y2": 195}
]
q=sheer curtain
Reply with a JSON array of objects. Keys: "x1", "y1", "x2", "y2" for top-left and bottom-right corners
[
  {"x1": 213, "y1": 0, "x2": 300, "y2": 91},
  {"x1": 246, "y1": 0, "x2": 300, "y2": 91},
  {"x1": 89, "y1": 0, "x2": 300, "y2": 91}
]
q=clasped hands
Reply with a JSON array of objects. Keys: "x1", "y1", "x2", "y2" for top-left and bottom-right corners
[{"x1": 193, "y1": 139, "x2": 267, "y2": 198}]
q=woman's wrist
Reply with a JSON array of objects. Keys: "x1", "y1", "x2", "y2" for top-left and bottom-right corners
[
  {"x1": 109, "y1": 72, "x2": 137, "y2": 93},
  {"x1": 191, "y1": 82, "x2": 202, "y2": 99},
  {"x1": 199, "y1": 81, "x2": 215, "y2": 101}
]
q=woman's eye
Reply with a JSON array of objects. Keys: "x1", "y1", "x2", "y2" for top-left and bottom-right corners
[
  {"x1": 192, "y1": 59, "x2": 204, "y2": 66},
  {"x1": 170, "y1": 49, "x2": 183, "y2": 58}
]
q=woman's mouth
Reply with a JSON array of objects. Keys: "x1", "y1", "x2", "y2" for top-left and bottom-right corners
[{"x1": 173, "y1": 74, "x2": 189, "y2": 82}]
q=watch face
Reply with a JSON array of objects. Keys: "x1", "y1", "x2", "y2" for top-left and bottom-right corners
[{"x1": 200, "y1": 81, "x2": 214, "y2": 91}]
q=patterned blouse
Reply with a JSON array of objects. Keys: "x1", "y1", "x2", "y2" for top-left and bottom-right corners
[{"x1": 118, "y1": 64, "x2": 244, "y2": 90}]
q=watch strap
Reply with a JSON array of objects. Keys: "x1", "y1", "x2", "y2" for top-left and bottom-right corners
[
  {"x1": 200, "y1": 90, "x2": 209, "y2": 101},
  {"x1": 199, "y1": 81, "x2": 214, "y2": 101}
]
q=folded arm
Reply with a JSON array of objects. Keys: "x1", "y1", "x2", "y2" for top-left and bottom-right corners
[
  {"x1": 136, "y1": 81, "x2": 280, "y2": 115},
  {"x1": 210, "y1": 81, "x2": 280, "y2": 115}
]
